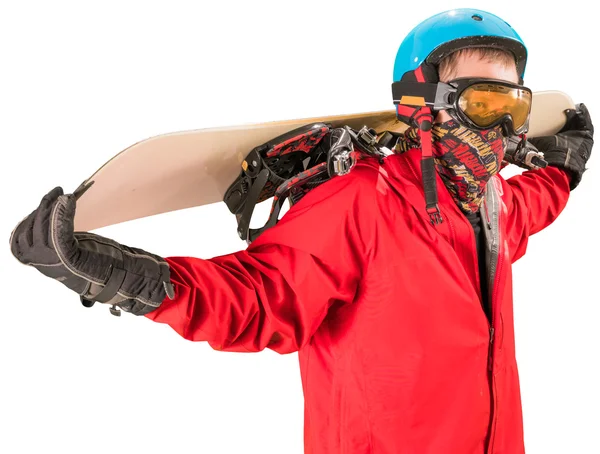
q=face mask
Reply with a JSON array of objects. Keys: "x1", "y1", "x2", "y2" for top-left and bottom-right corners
[
  {"x1": 394, "y1": 119, "x2": 506, "y2": 214},
  {"x1": 431, "y1": 119, "x2": 506, "y2": 213}
]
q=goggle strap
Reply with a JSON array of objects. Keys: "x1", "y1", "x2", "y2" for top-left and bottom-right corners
[{"x1": 392, "y1": 81, "x2": 439, "y2": 107}]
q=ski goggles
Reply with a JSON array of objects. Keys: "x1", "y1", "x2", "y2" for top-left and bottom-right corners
[{"x1": 392, "y1": 78, "x2": 533, "y2": 136}]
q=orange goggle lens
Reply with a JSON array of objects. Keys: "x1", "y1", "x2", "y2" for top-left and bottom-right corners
[{"x1": 458, "y1": 83, "x2": 532, "y2": 132}]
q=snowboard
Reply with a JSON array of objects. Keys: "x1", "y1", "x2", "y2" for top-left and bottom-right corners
[{"x1": 72, "y1": 91, "x2": 575, "y2": 232}]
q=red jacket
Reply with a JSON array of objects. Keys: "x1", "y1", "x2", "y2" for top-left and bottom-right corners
[{"x1": 145, "y1": 147, "x2": 571, "y2": 453}]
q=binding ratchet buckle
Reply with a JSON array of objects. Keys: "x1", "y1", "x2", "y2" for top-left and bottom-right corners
[{"x1": 504, "y1": 134, "x2": 548, "y2": 170}]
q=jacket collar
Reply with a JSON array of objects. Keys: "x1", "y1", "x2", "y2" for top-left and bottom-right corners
[{"x1": 383, "y1": 148, "x2": 466, "y2": 221}]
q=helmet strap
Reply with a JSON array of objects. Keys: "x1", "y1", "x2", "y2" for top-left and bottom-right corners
[{"x1": 395, "y1": 65, "x2": 443, "y2": 225}]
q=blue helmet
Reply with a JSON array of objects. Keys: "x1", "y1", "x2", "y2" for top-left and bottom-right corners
[{"x1": 392, "y1": 8, "x2": 528, "y2": 83}]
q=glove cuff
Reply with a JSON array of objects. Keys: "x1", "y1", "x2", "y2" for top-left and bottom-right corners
[{"x1": 542, "y1": 148, "x2": 587, "y2": 190}]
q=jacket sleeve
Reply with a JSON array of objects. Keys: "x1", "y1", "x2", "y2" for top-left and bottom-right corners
[
  {"x1": 498, "y1": 165, "x2": 571, "y2": 263},
  {"x1": 144, "y1": 166, "x2": 376, "y2": 354}
]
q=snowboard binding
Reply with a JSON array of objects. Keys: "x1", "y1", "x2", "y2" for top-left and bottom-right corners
[
  {"x1": 503, "y1": 135, "x2": 548, "y2": 170},
  {"x1": 224, "y1": 122, "x2": 390, "y2": 243}
]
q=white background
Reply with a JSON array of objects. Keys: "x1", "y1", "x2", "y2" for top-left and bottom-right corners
[{"x1": 1, "y1": 1, "x2": 598, "y2": 453}]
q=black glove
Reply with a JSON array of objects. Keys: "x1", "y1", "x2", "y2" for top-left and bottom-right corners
[
  {"x1": 10, "y1": 187, "x2": 175, "y2": 316},
  {"x1": 528, "y1": 103, "x2": 594, "y2": 190}
]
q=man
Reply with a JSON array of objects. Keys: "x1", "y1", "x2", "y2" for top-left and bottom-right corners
[{"x1": 9, "y1": 8, "x2": 593, "y2": 454}]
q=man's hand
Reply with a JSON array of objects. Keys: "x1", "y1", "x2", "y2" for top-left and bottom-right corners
[
  {"x1": 10, "y1": 187, "x2": 174, "y2": 316},
  {"x1": 528, "y1": 103, "x2": 594, "y2": 190}
]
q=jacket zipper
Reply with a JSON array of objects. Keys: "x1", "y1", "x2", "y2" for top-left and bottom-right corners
[
  {"x1": 405, "y1": 156, "x2": 501, "y2": 451},
  {"x1": 484, "y1": 183, "x2": 503, "y2": 454}
]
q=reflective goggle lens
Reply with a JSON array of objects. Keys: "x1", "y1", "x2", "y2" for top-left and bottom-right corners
[{"x1": 458, "y1": 83, "x2": 532, "y2": 132}]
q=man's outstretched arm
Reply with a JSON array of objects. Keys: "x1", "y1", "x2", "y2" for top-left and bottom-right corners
[{"x1": 144, "y1": 167, "x2": 378, "y2": 354}]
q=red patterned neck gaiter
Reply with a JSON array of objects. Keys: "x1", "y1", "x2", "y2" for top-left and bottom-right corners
[
  {"x1": 394, "y1": 120, "x2": 506, "y2": 213},
  {"x1": 394, "y1": 119, "x2": 506, "y2": 213},
  {"x1": 430, "y1": 120, "x2": 505, "y2": 213}
]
